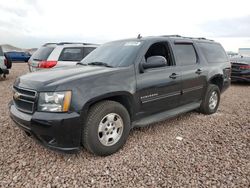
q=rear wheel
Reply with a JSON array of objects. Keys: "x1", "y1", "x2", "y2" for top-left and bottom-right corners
[
  {"x1": 4, "y1": 54, "x2": 12, "y2": 69},
  {"x1": 199, "y1": 84, "x2": 220, "y2": 114},
  {"x1": 83, "y1": 100, "x2": 130, "y2": 156}
]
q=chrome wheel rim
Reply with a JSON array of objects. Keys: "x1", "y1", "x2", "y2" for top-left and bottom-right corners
[
  {"x1": 209, "y1": 91, "x2": 218, "y2": 110},
  {"x1": 98, "y1": 113, "x2": 124, "y2": 146}
]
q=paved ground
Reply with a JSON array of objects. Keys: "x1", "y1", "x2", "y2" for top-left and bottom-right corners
[{"x1": 0, "y1": 64, "x2": 249, "y2": 187}]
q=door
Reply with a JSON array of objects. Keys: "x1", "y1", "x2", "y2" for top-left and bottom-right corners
[
  {"x1": 136, "y1": 42, "x2": 182, "y2": 117},
  {"x1": 172, "y1": 42, "x2": 206, "y2": 105}
]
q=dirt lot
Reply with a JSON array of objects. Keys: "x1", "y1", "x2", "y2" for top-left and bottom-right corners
[{"x1": 0, "y1": 64, "x2": 249, "y2": 187}]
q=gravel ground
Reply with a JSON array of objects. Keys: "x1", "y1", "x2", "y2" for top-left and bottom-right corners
[{"x1": 0, "y1": 64, "x2": 249, "y2": 187}]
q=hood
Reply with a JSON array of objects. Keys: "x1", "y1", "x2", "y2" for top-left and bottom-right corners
[{"x1": 15, "y1": 65, "x2": 118, "y2": 90}]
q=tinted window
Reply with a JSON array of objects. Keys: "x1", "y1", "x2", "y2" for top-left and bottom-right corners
[
  {"x1": 32, "y1": 47, "x2": 54, "y2": 61},
  {"x1": 145, "y1": 42, "x2": 173, "y2": 66},
  {"x1": 198, "y1": 42, "x2": 228, "y2": 63},
  {"x1": 80, "y1": 41, "x2": 143, "y2": 67},
  {"x1": 174, "y1": 44, "x2": 197, "y2": 66},
  {"x1": 59, "y1": 48, "x2": 83, "y2": 61},
  {"x1": 0, "y1": 47, "x2": 3, "y2": 56},
  {"x1": 84, "y1": 47, "x2": 96, "y2": 57}
]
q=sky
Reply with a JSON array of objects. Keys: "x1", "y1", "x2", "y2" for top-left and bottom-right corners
[{"x1": 0, "y1": 0, "x2": 249, "y2": 52}]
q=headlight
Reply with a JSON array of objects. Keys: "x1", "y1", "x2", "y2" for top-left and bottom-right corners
[{"x1": 38, "y1": 91, "x2": 72, "y2": 112}]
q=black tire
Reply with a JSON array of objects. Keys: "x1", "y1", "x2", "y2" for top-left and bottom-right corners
[
  {"x1": 83, "y1": 100, "x2": 131, "y2": 156},
  {"x1": 199, "y1": 84, "x2": 220, "y2": 115},
  {"x1": 4, "y1": 53, "x2": 12, "y2": 69}
]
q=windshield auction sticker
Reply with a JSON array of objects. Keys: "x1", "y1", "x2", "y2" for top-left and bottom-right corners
[{"x1": 124, "y1": 41, "x2": 141, "y2": 46}]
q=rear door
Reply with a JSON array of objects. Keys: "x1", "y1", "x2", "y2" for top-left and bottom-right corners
[{"x1": 172, "y1": 41, "x2": 206, "y2": 105}]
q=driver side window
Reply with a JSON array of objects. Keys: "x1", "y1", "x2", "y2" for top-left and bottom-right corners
[{"x1": 145, "y1": 42, "x2": 172, "y2": 66}]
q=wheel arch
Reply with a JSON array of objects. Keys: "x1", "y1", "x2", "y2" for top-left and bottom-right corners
[
  {"x1": 208, "y1": 74, "x2": 224, "y2": 91},
  {"x1": 81, "y1": 91, "x2": 135, "y2": 120}
]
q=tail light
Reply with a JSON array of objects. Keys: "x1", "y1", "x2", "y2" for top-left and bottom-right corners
[
  {"x1": 223, "y1": 67, "x2": 231, "y2": 79},
  {"x1": 38, "y1": 61, "x2": 57, "y2": 68},
  {"x1": 239, "y1": 65, "x2": 250, "y2": 70}
]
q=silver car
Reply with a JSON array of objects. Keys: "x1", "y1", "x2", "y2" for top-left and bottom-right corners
[
  {"x1": 28, "y1": 42, "x2": 98, "y2": 72},
  {"x1": 0, "y1": 46, "x2": 10, "y2": 78}
]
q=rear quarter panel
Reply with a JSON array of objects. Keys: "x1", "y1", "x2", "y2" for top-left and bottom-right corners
[{"x1": 0, "y1": 56, "x2": 6, "y2": 69}]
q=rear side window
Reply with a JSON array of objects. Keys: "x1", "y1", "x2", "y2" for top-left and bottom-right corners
[
  {"x1": 32, "y1": 47, "x2": 54, "y2": 61},
  {"x1": 59, "y1": 47, "x2": 84, "y2": 61},
  {"x1": 174, "y1": 44, "x2": 197, "y2": 66},
  {"x1": 0, "y1": 47, "x2": 3, "y2": 56},
  {"x1": 84, "y1": 47, "x2": 96, "y2": 57},
  {"x1": 198, "y1": 42, "x2": 228, "y2": 63}
]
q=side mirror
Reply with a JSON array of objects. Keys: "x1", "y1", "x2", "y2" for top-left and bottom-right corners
[{"x1": 142, "y1": 56, "x2": 167, "y2": 69}]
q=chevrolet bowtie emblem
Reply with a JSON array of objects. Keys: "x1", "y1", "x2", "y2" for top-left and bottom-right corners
[{"x1": 13, "y1": 91, "x2": 21, "y2": 100}]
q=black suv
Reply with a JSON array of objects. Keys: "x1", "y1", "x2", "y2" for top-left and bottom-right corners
[{"x1": 9, "y1": 36, "x2": 231, "y2": 156}]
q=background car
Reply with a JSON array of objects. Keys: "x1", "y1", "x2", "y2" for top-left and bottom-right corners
[
  {"x1": 6, "y1": 51, "x2": 31, "y2": 62},
  {"x1": 0, "y1": 46, "x2": 12, "y2": 78},
  {"x1": 230, "y1": 56, "x2": 250, "y2": 82},
  {"x1": 28, "y1": 42, "x2": 98, "y2": 72}
]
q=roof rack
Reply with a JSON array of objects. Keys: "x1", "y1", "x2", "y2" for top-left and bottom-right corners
[
  {"x1": 161, "y1": 35, "x2": 214, "y2": 41},
  {"x1": 161, "y1": 35, "x2": 182, "y2": 37},
  {"x1": 182, "y1": 36, "x2": 214, "y2": 41},
  {"x1": 42, "y1": 43, "x2": 57, "y2": 46},
  {"x1": 43, "y1": 42, "x2": 97, "y2": 46},
  {"x1": 57, "y1": 42, "x2": 97, "y2": 45}
]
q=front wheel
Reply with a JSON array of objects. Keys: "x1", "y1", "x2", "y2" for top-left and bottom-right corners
[
  {"x1": 199, "y1": 84, "x2": 220, "y2": 115},
  {"x1": 83, "y1": 100, "x2": 131, "y2": 156}
]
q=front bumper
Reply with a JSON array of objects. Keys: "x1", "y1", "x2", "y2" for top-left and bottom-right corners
[
  {"x1": 231, "y1": 76, "x2": 250, "y2": 82},
  {"x1": 0, "y1": 68, "x2": 9, "y2": 75},
  {"x1": 231, "y1": 70, "x2": 250, "y2": 82},
  {"x1": 9, "y1": 102, "x2": 82, "y2": 153}
]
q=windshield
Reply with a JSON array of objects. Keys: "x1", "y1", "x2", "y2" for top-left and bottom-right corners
[
  {"x1": 32, "y1": 47, "x2": 55, "y2": 61},
  {"x1": 80, "y1": 41, "x2": 143, "y2": 67}
]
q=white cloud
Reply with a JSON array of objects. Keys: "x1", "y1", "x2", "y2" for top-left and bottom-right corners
[{"x1": 0, "y1": 0, "x2": 249, "y2": 51}]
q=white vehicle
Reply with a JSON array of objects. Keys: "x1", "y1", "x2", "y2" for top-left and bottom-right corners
[
  {"x1": 0, "y1": 46, "x2": 11, "y2": 78},
  {"x1": 28, "y1": 42, "x2": 98, "y2": 72}
]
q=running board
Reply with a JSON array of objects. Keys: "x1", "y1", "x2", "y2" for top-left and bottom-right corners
[{"x1": 132, "y1": 102, "x2": 201, "y2": 128}]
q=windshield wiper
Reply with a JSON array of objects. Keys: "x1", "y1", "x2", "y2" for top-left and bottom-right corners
[
  {"x1": 87, "y1": 62, "x2": 113, "y2": 68},
  {"x1": 76, "y1": 62, "x2": 87, "y2": 66},
  {"x1": 33, "y1": 58, "x2": 43, "y2": 61}
]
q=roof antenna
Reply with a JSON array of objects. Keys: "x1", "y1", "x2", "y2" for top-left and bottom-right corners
[{"x1": 137, "y1": 34, "x2": 142, "y2": 39}]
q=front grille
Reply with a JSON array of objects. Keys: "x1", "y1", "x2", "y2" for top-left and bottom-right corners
[{"x1": 13, "y1": 86, "x2": 37, "y2": 114}]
